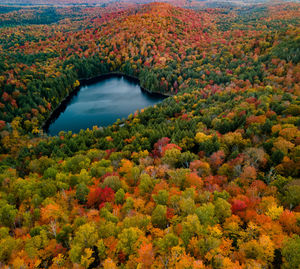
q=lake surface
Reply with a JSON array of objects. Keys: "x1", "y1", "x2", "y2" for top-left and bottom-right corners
[{"x1": 44, "y1": 76, "x2": 164, "y2": 136}]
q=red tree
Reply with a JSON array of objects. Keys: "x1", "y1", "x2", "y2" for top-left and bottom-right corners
[{"x1": 87, "y1": 186, "x2": 114, "y2": 209}]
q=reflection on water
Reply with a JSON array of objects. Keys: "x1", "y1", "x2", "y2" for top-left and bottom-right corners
[{"x1": 44, "y1": 76, "x2": 164, "y2": 136}]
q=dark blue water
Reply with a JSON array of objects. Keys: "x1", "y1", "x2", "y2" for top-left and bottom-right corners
[{"x1": 44, "y1": 76, "x2": 164, "y2": 136}]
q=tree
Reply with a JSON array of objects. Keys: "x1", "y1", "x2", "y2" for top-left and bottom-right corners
[
  {"x1": 96, "y1": 239, "x2": 106, "y2": 260},
  {"x1": 190, "y1": 160, "x2": 211, "y2": 177},
  {"x1": 139, "y1": 173, "x2": 154, "y2": 196},
  {"x1": 56, "y1": 225, "x2": 72, "y2": 248},
  {"x1": 103, "y1": 258, "x2": 118, "y2": 269},
  {"x1": 240, "y1": 166, "x2": 257, "y2": 181},
  {"x1": 153, "y1": 190, "x2": 169, "y2": 205},
  {"x1": 137, "y1": 242, "x2": 154, "y2": 268},
  {"x1": 80, "y1": 248, "x2": 95, "y2": 269},
  {"x1": 214, "y1": 198, "x2": 231, "y2": 223},
  {"x1": 195, "y1": 202, "x2": 217, "y2": 226},
  {"x1": 279, "y1": 210, "x2": 298, "y2": 234},
  {"x1": 0, "y1": 203, "x2": 17, "y2": 227},
  {"x1": 179, "y1": 151, "x2": 198, "y2": 168},
  {"x1": 162, "y1": 148, "x2": 181, "y2": 167},
  {"x1": 102, "y1": 176, "x2": 122, "y2": 192},
  {"x1": 0, "y1": 236, "x2": 20, "y2": 263},
  {"x1": 179, "y1": 197, "x2": 196, "y2": 216},
  {"x1": 198, "y1": 232, "x2": 220, "y2": 260},
  {"x1": 87, "y1": 186, "x2": 114, "y2": 209},
  {"x1": 117, "y1": 227, "x2": 142, "y2": 256},
  {"x1": 271, "y1": 150, "x2": 284, "y2": 165},
  {"x1": 168, "y1": 168, "x2": 190, "y2": 190},
  {"x1": 157, "y1": 233, "x2": 179, "y2": 254},
  {"x1": 282, "y1": 235, "x2": 300, "y2": 269},
  {"x1": 115, "y1": 188, "x2": 125, "y2": 205},
  {"x1": 25, "y1": 229, "x2": 49, "y2": 258},
  {"x1": 151, "y1": 205, "x2": 167, "y2": 229},
  {"x1": 186, "y1": 172, "x2": 203, "y2": 189},
  {"x1": 239, "y1": 235, "x2": 275, "y2": 265},
  {"x1": 180, "y1": 214, "x2": 202, "y2": 247},
  {"x1": 231, "y1": 199, "x2": 247, "y2": 214},
  {"x1": 76, "y1": 183, "x2": 89, "y2": 204},
  {"x1": 65, "y1": 154, "x2": 90, "y2": 174},
  {"x1": 209, "y1": 150, "x2": 225, "y2": 170},
  {"x1": 70, "y1": 223, "x2": 99, "y2": 263},
  {"x1": 195, "y1": 132, "x2": 212, "y2": 144},
  {"x1": 284, "y1": 185, "x2": 300, "y2": 210}
]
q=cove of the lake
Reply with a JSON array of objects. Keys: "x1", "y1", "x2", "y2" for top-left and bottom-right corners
[{"x1": 44, "y1": 75, "x2": 164, "y2": 136}]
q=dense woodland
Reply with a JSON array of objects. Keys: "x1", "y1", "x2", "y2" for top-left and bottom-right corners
[{"x1": 0, "y1": 1, "x2": 300, "y2": 268}]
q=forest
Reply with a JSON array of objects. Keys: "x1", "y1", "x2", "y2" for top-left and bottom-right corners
[{"x1": 0, "y1": 1, "x2": 299, "y2": 268}]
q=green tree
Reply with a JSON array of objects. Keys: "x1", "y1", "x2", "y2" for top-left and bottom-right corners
[
  {"x1": 214, "y1": 198, "x2": 231, "y2": 223},
  {"x1": 153, "y1": 190, "x2": 169, "y2": 205},
  {"x1": 168, "y1": 168, "x2": 190, "y2": 190},
  {"x1": 179, "y1": 197, "x2": 196, "y2": 216},
  {"x1": 151, "y1": 205, "x2": 167, "y2": 229},
  {"x1": 282, "y1": 235, "x2": 300, "y2": 269},
  {"x1": 56, "y1": 225, "x2": 73, "y2": 248},
  {"x1": 181, "y1": 214, "x2": 202, "y2": 247},
  {"x1": 157, "y1": 233, "x2": 179, "y2": 254},
  {"x1": 196, "y1": 202, "x2": 217, "y2": 226},
  {"x1": 0, "y1": 203, "x2": 17, "y2": 227},
  {"x1": 76, "y1": 183, "x2": 89, "y2": 204},
  {"x1": 102, "y1": 176, "x2": 122, "y2": 192},
  {"x1": 0, "y1": 236, "x2": 20, "y2": 263},
  {"x1": 284, "y1": 185, "x2": 300, "y2": 210},
  {"x1": 139, "y1": 173, "x2": 154, "y2": 196},
  {"x1": 65, "y1": 155, "x2": 90, "y2": 174},
  {"x1": 162, "y1": 148, "x2": 181, "y2": 167},
  {"x1": 115, "y1": 188, "x2": 125, "y2": 205},
  {"x1": 70, "y1": 223, "x2": 99, "y2": 263},
  {"x1": 117, "y1": 227, "x2": 142, "y2": 256}
]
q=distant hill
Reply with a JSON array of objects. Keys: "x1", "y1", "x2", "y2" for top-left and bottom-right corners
[{"x1": 1, "y1": 0, "x2": 299, "y2": 7}]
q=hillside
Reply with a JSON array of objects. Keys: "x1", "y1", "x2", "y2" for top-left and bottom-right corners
[
  {"x1": 0, "y1": 2, "x2": 300, "y2": 268},
  {"x1": 2, "y1": 0, "x2": 300, "y2": 7}
]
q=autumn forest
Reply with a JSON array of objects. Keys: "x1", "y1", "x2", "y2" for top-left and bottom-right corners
[{"x1": 0, "y1": 0, "x2": 300, "y2": 268}]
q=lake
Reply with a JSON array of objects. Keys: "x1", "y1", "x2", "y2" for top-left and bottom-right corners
[{"x1": 44, "y1": 75, "x2": 164, "y2": 136}]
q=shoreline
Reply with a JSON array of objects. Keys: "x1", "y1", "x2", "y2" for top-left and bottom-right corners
[
  {"x1": 42, "y1": 72, "x2": 172, "y2": 132},
  {"x1": 78, "y1": 72, "x2": 173, "y2": 98}
]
